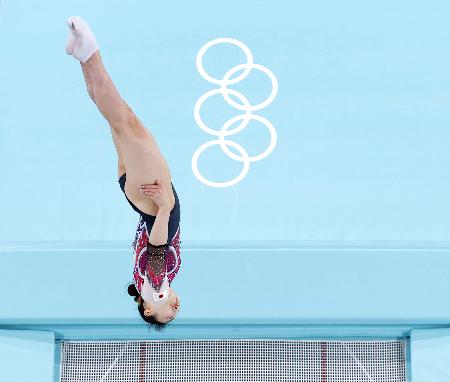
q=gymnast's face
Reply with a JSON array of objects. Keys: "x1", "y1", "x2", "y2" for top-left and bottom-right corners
[{"x1": 142, "y1": 286, "x2": 180, "y2": 323}]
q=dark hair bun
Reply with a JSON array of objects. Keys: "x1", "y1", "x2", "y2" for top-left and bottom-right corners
[{"x1": 127, "y1": 283, "x2": 139, "y2": 297}]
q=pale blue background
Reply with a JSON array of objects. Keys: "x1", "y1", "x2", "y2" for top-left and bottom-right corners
[
  {"x1": 0, "y1": 0, "x2": 449, "y2": 244},
  {"x1": 0, "y1": 330, "x2": 55, "y2": 382},
  {"x1": 2, "y1": 2, "x2": 450, "y2": 380},
  {"x1": 411, "y1": 328, "x2": 450, "y2": 381}
]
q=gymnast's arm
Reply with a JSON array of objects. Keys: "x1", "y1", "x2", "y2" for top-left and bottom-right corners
[
  {"x1": 147, "y1": 207, "x2": 171, "y2": 277},
  {"x1": 148, "y1": 207, "x2": 171, "y2": 248}
]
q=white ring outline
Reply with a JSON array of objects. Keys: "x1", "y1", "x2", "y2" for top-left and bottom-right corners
[
  {"x1": 219, "y1": 114, "x2": 277, "y2": 162},
  {"x1": 165, "y1": 246, "x2": 179, "y2": 275},
  {"x1": 221, "y1": 63, "x2": 279, "y2": 111},
  {"x1": 193, "y1": 37, "x2": 278, "y2": 187},
  {"x1": 136, "y1": 246, "x2": 147, "y2": 279},
  {"x1": 191, "y1": 139, "x2": 250, "y2": 188},
  {"x1": 196, "y1": 38, "x2": 254, "y2": 85},
  {"x1": 194, "y1": 88, "x2": 252, "y2": 136}
]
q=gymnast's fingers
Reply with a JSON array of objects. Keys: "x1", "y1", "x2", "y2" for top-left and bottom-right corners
[
  {"x1": 141, "y1": 189, "x2": 162, "y2": 195},
  {"x1": 140, "y1": 182, "x2": 162, "y2": 188},
  {"x1": 139, "y1": 184, "x2": 161, "y2": 191},
  {"x1": 140, "y1": 184, "x2": 160, "y2": 189}
]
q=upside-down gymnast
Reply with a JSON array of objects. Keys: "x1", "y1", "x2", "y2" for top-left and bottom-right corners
[{"x1": 66, "y1": 16, "x2": 181, "y2": 329}]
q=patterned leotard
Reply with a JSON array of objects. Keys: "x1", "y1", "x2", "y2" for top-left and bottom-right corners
[{"x1": 118, "y1": 173, "x2": 181, "y2": 294}]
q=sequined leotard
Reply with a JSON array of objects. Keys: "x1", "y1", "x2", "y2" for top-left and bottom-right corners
[{"x1": 118, "y1": 173, "x2": 181, "y2": 302}]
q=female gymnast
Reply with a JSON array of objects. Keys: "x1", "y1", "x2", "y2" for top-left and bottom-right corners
[{"x1": 65, "y1": 16, "x2": 181, "y2": 329}]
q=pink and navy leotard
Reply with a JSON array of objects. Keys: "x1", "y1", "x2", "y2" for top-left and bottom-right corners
[{"x1": 118, "y1": 173, "x2": 181, "y2": 299}]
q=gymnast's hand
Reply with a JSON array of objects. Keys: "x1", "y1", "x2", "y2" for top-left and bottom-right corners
[{"x1": 138, "y1": 179, "x2": 172, "y2": 209}]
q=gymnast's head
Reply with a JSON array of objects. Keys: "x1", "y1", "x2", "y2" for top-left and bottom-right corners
[{"x1": 127, "y1": 283, "x2": 181, "y2": 330}]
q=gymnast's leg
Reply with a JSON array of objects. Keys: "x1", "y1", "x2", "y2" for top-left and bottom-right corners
[
  {"x1": 80, "y1": 61, "x2": 126, "y2": 177},
  {"x1": 66, "y1": 16, "x2": 174, "y2": 213}
]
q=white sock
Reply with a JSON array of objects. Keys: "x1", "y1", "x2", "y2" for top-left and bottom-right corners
[
  {"x1": 65, "y1": 17, "x2": 78, "y2": 55},
  {"x1": 68, "y1": 16, "x2": 99, "y2": 63}
]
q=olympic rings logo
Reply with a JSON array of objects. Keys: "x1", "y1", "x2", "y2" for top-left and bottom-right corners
[{"x1": 192, "y1": 38, "x2": 279, "y2": 188}]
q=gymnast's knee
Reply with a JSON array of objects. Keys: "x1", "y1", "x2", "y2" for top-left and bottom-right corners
[{"x1": 111, "y1": 109, "x2": 144, "y2": 138}]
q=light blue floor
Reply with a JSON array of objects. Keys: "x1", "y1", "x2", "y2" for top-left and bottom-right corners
[
  {"x1": 0, "y1": 0, "x2": 449, "y2": 244},
  {"x1": 1, "y1": 1, "x2": 450, "y2": 381}
]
